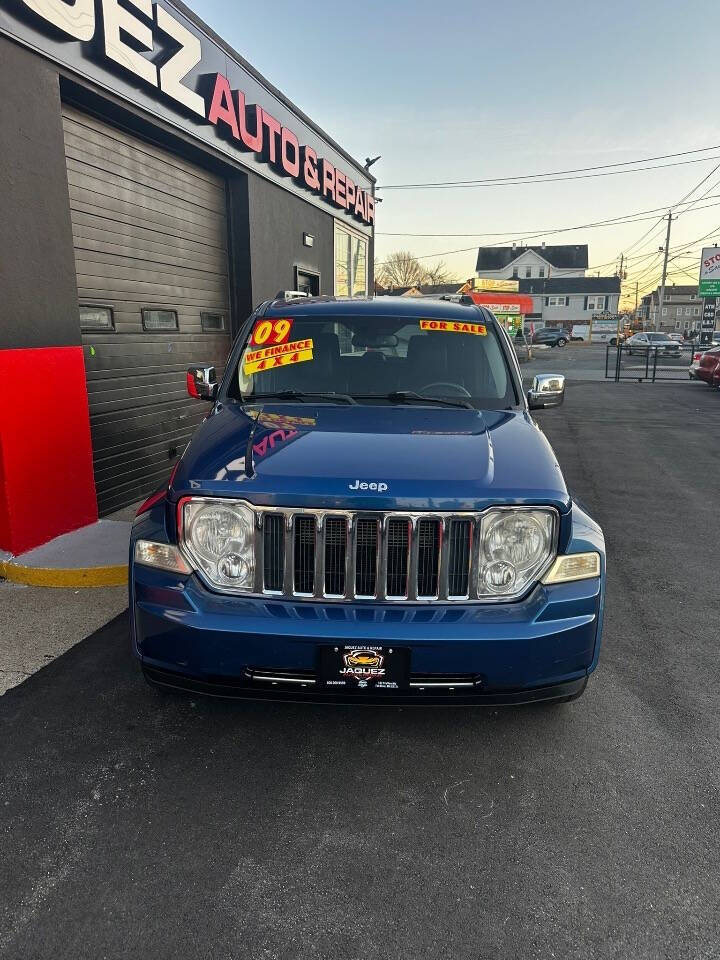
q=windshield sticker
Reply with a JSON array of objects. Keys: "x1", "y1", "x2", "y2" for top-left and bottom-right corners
[
  {"x1": 250, "y1": 317, "x2": 293, "y2": 346},
  {"x1": 246, "y1": 411, "x2": 317, "y2": 429},
  {"x1": 420, "y1": 319, "x2": 487, "y2": 336},
  {"x1": 243, "y1": 338, "x2": 314, "y2": 376}
]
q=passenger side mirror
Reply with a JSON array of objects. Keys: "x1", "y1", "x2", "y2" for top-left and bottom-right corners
[
  {"x1": 527, "y1": 374, "x2": 565, "y2": 410},
  {"x1": 187, "y1": 365, "x2": 218, "y2": 401}
]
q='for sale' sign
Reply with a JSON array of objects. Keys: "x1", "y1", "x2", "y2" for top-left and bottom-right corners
[{"x1": 698, "y1": 248, "x2": 720, "y2": 296}]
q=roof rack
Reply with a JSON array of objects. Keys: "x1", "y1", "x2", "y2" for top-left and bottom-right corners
[
  {"x1": 435, "y1": 294, "x2": 475, "y2": 306},
  {"x1": 275, "y1": 289, "x2": 311, "y2": 301}
]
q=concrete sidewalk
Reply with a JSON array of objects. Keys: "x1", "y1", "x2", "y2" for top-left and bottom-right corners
[
  {"x1": 0, "y1": 505, "x2": 137, "y2": 693},
  {"x1": 0, "y1": 506, "x2": 137, "y2": 588}
]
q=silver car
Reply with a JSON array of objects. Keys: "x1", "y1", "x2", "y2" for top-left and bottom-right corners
[{"x1": 625, "y1": 332, "x2": 682, "y2": 356}]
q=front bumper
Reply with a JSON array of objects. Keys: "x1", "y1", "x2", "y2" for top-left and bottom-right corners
[{"x1": 131, "y1": 564, "x2": 603, "y2": 705}]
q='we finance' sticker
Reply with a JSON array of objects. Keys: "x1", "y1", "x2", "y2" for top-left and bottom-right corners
[
  {"x1": 420, "y1": 319, "x2": 486, "y2": 336},
  {"x1": 243, "y1": 339, "x2": 314, "y2": 376}
]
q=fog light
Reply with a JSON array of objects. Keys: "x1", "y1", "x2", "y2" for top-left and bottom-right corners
[
  {"x1": 218, "y1": 553, "x2": 250, "y2": 583},
  {"x1": 483, "y1": 560, "x2": 516, "y2": 592}
]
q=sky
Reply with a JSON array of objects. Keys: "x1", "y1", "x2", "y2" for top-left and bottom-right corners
[{"x1": 194, "y1": 0, "x2": 720, "y2": 305}]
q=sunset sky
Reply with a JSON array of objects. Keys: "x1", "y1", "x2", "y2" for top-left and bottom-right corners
[{"x1": 195, "y1": 0, "x2": 720, "y2": 305}]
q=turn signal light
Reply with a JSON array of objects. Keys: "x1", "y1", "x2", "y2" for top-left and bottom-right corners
[
  {"x1": 542, "y1": 552, "x2": 601, "y2": 585},
  {"x1": 134, "y1": 540, "x2": 192, "y2": 574}
]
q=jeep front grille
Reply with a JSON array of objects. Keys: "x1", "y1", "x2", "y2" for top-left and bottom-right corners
[{"x1": 254, "y1": 509, "x2": 478, "y2": 602}]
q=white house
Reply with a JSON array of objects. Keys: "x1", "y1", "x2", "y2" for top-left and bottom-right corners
[
  {"x1": 518, "y1": 277, "x2": 621, "y2": 330},
  {"x1": 476, "y1": 244, "x2": 620, "y2": 328},
  {"x1": 476, "y1": 244, "x2": 588, "y2": 282}
]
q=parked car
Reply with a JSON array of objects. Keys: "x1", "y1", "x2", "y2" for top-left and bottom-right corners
[
  {"x1": 690, "y1": 347, "x2": 720, "y2": 386},
  {"x1": 625, "y1": 332, "x2": 682, "y2": 356},
  {"x1": 130, "y1": 296, "x2": 606, "y2": 706},
  {"x1": 532, "y1": 327, "x2": 570, "y2": 347},
  {"x1": 668, "y1": 333, "x2": 685, "y2": 343}
]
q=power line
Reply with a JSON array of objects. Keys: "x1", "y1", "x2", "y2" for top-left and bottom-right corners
[
  {"x1": 376, "y1": 195, "x2": 720, "y2": 241},
  {"x1": 377, "y1": 145, "x2": 720, "y2": 188},
  {"x1": 378, "y1": 152, "x2": 720, "y2": 191},
  {"x1": 374, "y1": 198, "x2": 720, "y2": 270},
  {"x1": 624, "y1": 241, "x2": 712, "y2": 296},
  {"x1": 614, "y1": 161, "x2": 720, "y2": 267}
]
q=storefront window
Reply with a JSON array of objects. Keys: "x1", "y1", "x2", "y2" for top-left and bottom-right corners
[{"x1": 334, "y1": 222, "x2": 368, "y2": 298}]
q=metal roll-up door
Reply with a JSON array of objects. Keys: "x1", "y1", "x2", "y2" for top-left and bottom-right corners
[{"x1": 62, "y1": 104, "x2": 232, "y2": 515}]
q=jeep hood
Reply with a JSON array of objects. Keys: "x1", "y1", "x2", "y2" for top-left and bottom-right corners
[{"x1": 171, "y1": 402, "x2": 570, "y2": 512}]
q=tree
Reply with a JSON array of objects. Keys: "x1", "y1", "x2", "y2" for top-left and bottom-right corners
[
  {"x1": 376, "y1": 251, "x2": 455, "y2": 290},
  {"x1": 375, "y1": 250, "x2": 425, "y2": 289},
  {"x1": 422, "y1": 259, "x2": 453, "y2": 286}
]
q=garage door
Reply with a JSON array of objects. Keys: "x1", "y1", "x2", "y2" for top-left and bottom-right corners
[{"x1": 62, "y1": 105, "x2": 232, "y2": 515}]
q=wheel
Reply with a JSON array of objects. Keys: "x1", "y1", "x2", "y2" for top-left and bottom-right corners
[
  {"x1": 609, "y1": 337, "x2": 617, "y2": 346},
  {"x1": 556, "y1": 337, "x2": 567, "y2": 347}
]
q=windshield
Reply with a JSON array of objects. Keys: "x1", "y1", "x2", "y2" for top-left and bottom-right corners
[{"x1": 230, "y1": 313, "x2": 517, "y2": 409}]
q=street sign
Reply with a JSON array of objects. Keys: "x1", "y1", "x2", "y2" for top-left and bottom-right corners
[{"x1": 698, "y1": 248, "x2": 720, "y2": 297}]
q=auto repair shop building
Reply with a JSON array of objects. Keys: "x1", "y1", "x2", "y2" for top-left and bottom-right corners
[{"x1": 0, "y1": 0, "x2": 374, "y2": 555}]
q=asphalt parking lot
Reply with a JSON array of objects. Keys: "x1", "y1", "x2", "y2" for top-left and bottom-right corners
[
  {"x1": 523, "y1": 339, "x2": 697, "y2": 383},
  {"x1": 2, "y1": 379, "x2": 720, "y2": 960}
]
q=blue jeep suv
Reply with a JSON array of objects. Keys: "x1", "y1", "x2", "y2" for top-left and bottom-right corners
[{"x1": 130, "y1": 296, "x2": 605, "y2": 704}]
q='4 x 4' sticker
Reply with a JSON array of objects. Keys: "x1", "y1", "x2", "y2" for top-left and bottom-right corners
[{"x1": 243, "y1": 338, "x2": 314, "y2": 375}]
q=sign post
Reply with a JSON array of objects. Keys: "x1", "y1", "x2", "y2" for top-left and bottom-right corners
[{"x1": 697, "y1": 249, "x2": 720, "y2": 347}]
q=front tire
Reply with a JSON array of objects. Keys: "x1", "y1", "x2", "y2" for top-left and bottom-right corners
[{"x1": 557, "y1": 337, "x2": 567, "y2": 347}]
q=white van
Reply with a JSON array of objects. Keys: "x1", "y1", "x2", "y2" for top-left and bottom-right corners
[{"x1": 570, "y1": 322, "x2": 621, "y2": 344}]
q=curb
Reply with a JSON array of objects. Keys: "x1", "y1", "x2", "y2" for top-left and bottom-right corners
[{"x1": 0, "y1": 560, "x2": 128, "y2": 588}]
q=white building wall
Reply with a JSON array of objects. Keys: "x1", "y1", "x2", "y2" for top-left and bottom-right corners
[
  {"x1": 478, "y1": 249, "x2": 585, "y2": 280},
  {"x1": 537, "y1": 293, "x2": 620, "y2": 327}
]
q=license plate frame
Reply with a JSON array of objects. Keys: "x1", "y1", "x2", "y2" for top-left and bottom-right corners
[{"x1": 317, "y1": 645, "x2": 411, "y2": 692}]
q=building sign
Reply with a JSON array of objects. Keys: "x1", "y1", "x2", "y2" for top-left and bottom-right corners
[
  {"x1": 0, "y1": 0, "x2": 374, "y2": 229},
  {"x1": 475, "y1": 278, "x2": 520, "y2": 293},
  {"x1": 468, "y1": 292, "x2": 534, "y2": 320},
  {"x1": 206, "y1": 75, "x2": 373, "y2": 224},
  {"x1": 698, "y1": 247, "x2": 720, "y2": 297}
]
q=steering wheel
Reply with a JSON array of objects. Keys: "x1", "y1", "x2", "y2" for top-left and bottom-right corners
[{"x1": 418, "y1": 382, "x2": 472, "y2": 398}]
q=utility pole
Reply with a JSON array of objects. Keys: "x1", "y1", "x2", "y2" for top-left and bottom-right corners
[
  {"x1": 634, "y1": 281, "x2": 639, "y2": 321},
  {"x1": 656, "y1": 211, "x2": 674, "y2": 331}
]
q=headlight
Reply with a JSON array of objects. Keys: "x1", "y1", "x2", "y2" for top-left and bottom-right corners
[
  {"x1": 180, "y1": 498, "x2": 255, "y2": 591},
  {"x1": 478, "y1": 508, "x2": 556, "y2": 599}
]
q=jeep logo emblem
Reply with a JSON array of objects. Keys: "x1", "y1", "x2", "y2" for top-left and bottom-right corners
[{"x1": 348, "y1": 480, "x2": 388, "y2": 493}]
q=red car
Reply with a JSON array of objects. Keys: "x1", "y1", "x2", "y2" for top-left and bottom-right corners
[{"x1": 692, "y1": 347, "x2": 720, "y2": 387}]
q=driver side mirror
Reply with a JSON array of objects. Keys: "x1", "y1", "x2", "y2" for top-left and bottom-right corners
[
  {"x1": 528, "y1": 374, "x2": 565, "y2": 410},
  {"x1": 187, "y1": 365, "x2": 218, "y2": 401}
]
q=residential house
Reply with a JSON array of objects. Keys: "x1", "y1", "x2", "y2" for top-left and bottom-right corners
[
  {"x1": 637, "y1": 285, "x2": 702, "y2": 333},
  {"x1": 476, "y1": 244, "x2": 620, "y2": 329},
  {"x1": 519, "y1": 277, "x2": 621, "y2": 330},
  {"x1": 476, "y1": 244, "x2": 588, "y2": 282}
]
